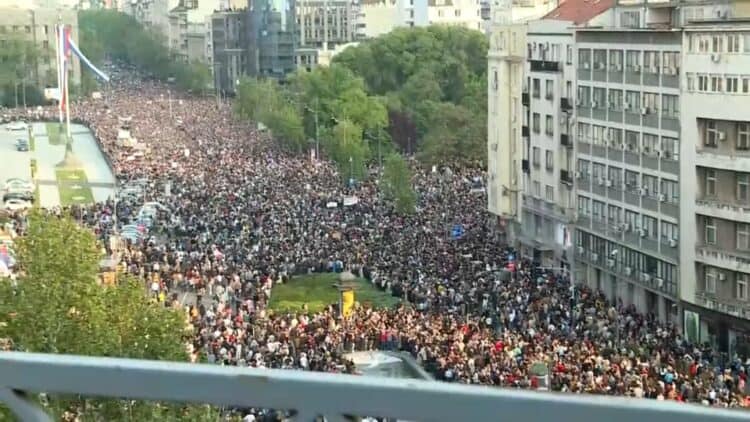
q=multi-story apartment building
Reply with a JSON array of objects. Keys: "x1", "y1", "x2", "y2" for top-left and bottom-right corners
[
  {"x1": 355, "y1": 0, "x2": 427, "y2": 39},
  {"x1": 0, "y1": 4, "x2": 80, "y2": 89},
  {"x1": 207, "y1": 8, "x2": 246, "y2": 94},
  {"x1": 427, "y1": 0, "x2": 482, "y2": 31},
  {"x1": 168, "y1": 0, "x2": 222, "y2": 63},
  {"x1": 123, "y1": 0, "x2": 180, "y2": 35},
  {"x1": 680, "y1": 20, "x2": 750, "y2": 356},
  {"x1": 246, "y1": 0, "x2": 297, "y2": 78},
  {"x1": 574, "y1": 27, "x2": 683, "y2": 322},
  {"x1": 295, "y1": 0, "x2": 356, "y2": 69}
]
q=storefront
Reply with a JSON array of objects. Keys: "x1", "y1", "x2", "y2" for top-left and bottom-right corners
[{"x1": 682, "y1": 302, "x2": 750, "y2": 360}]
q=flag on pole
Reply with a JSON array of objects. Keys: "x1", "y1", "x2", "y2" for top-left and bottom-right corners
[{"x1": 55, "y1": 24, "x2": 110, "y2": 114}]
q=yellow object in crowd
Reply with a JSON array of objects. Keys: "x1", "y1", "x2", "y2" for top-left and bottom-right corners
[{"x1": 342, "y1": 290, "x2": 355, "y2": 318}]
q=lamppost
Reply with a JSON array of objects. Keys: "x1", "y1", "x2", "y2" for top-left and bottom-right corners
[{"x1": 348, "y1": 156, "x2": 353, "y2": 185}]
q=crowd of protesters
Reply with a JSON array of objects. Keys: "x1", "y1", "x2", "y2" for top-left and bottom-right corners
[{"x1": 4, "y1": 73, "x2": 750, "y2": 414}]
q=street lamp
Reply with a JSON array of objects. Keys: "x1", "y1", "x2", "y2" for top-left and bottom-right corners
[{"x1": 348, "y1": 156, "x2": 354, "y2": 185}]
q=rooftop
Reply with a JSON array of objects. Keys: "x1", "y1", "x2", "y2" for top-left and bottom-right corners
[{"x1": 543, "y1": 0, "x2": 615, "y2": 25}]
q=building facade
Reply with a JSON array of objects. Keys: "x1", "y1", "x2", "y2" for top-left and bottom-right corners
[
  {"x1": 246, "y1": 0, "x2": 298, "y2": 78},
  {"x1": 427, "y1": 0, "x2": 482, "y2": 31},
  {"x1": 295, "y1": 0, "x2": 356, "y2": 70},
  {"x1": 207, "y1": 9, "x2": 246, "y2": 94},
  {"x1": 0, "y1": 5, "x2": 80, "y2": 89},
  {"x1": 680, "y1": 20, "x2": 750, "y2": 357}
]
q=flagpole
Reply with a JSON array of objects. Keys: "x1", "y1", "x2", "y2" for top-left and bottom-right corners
[
  {"x1": 65, "y1": 60, "x2": 71, "y2": 139},
  {"x1": 63, "y1": 24, "x2": 71, "y2": 139},
  {"x1": 55, "y1": 24, "x2": 63, "y2": 124}
]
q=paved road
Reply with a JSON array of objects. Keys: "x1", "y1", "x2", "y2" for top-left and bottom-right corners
[{"x1": 0, "y1": 124, "x2": 33, "y2": 201}]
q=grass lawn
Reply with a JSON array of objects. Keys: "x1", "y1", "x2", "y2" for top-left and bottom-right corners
[
  {"x1": 56, "y1": 169, "x2": 94, "y2": 206},
  {"x1": 45, "y1": 122, "x2": 67, "y2": 145},
  {"x1": 268, "y1": 272, "x2": 400, "y2": 313}
]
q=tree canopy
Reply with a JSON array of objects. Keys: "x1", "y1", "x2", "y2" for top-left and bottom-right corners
[
  {"x1": 333, "y1": 26, "x2": 489, "y2": 164},
  {"x1": 0, "y1": 211, "x2": 211, "y2": 420},
  {"x1": 381, "y1": 153, "x2": 417, "y2": 214}
]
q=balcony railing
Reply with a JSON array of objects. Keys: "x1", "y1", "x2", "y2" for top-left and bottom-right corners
[
  {"x1": 695, "y1": 198, "x2": 750, "y2": 222},
  {"x1": 530, "y1": 60, "x2": 561, "y2": 72},
  {"x1": 3, "y1": 352, "x2": 746, "y2": 422},
  {"x1": 695, "y1": 245, "x2": 750, "y2": 273},
  {"x1": 695, "y1": 291, "x2": 750, "y2": 320}
]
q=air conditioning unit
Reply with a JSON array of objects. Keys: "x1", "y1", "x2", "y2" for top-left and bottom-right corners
[
  {"x1": 623, "y1": 102, "x2": 631, "y2": 110},
  {"x1": 668, "y1": 66, "x2": 677, "y2": 75},
  {"x1": 639, "y1": 229, "x2": 647, "y2": 238},
  {"x1": 616, "y1": 64, "x2": 623, "y2": 71},
  {"x1": 641, "y1": 107, "x2": 649, "y2": 115},
  {"x1": 639, "y1": 187, "x2": 647, "y2": 196},
  {"x1": 654, "y1": 278, "x2": 664, "y2": 288},
  {"x1": 622, "y1": 223, "x2": 631, "y2": 232},
  {"x1": 607, "y1": 258, "x2": 616, "y2": 268},
  {"x1": 577, "y1": 246, "x2": 585, "y2": 255},
  {"x1": 633, "y1": 65, "x2": 641, "y2": 72},
  {"x1": 719, "y1": 273, "x2": 727, "y2": 281},
  {"x1": 591, "y1": 252, "x2": 599, "y2": 262},
  {"x1": 605, "y1": 179, "x2": 613, "y2": 187},
  {"x1": 598, "y1": 178, "x2": 605, "y2": 186},
  {"x1": 624, "y1": 266, "x2": 633, "y2": 276},
  {"x1": 575, "y1": 171, "x2": 582, "y2": 179},
  {"x1": 583, "y1": 62, "x2": 591, "y2": 69},
  {"x1": 669, "y1": 239, "x2": 678, "y2": 248},
  {"x1": 591, "y1": 101, "x2": 598, "y2": 108},
  {"x1": 650, "y1": 66, "x2": 659, "y2": 74},
  {"x1": 719, "y1": 131, "x2": 727, "y2": 141},
  {"x1": 641, "y1": 272, "x2": 651, "y2": 283},
  {"x1": 658, "y1": 194, "x2": 666, "y2": 202},
  {"x1": 711, "y1": 53, "x2": 721, "y2": 63}
]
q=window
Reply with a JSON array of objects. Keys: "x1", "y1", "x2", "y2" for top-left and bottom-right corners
[
  {"x1": 608, "y1": 166, "x2": 622, "y2": 186},
  {"x1": 577, "y1": 195, "x2": 590, "y2": 215},
  {"x1": 706, "y1": 169, "x2": 717, "y2": 196},
  {"x1": 661, "y1": 221, "x2": 678, "y2": 242},
  {"x1": 577, "y1": 122, "x2": 591, "y2": 142},
  {"x1": 643, "y1": 133, "x2": 659, "y2": 155},
  {"x1": 661, "y1": 137, "x2": 679, "y2": 160},
  {"x1": 545, "y1": 150, "x2": 554, "y2": 170},
  {"x1": 739, "y1": 223, "x2": 750, "y2": 250},
  {"x1": 577, "y1": 85, "x2": 591, "y2": 106},
  {"x1": 532, "y1": 146, "x2": 540, "y2": 166},
  {"x1": 592, "y1": 125, "x2": 605, "y2": 146},
  {"x1": 533, "y1": 181, "x2": 541, "y2": 197},
  {"x1": 727, "y1": 76, "x2": 739, "y2": 93},
  {"x1": 593, "y1": 49, "x2": 607, "y2": 70},
  {"x1": 744, "y1": 78, "x2": 750, "y2": 94},
  {"x1": 711, "y1": 75, "x2": 722, "y2": 92},
  {"x1": 625, "y1": 131, "x2": 640, "y2": 152},
  {"x1": 745, "y1": 34, "x2": 750, "y2": 53},
  {"x1": 609, "y1": 50, "x2": 623, "y2": 71},
  {"x1": 698, "y1": 74, "x2": 709, "y2": 92},
  {"x1": 642, "y1": 174, "x2": 658, "y2": 196},
  {"x1": 738, "y1": 123, "x2": 750, "y2": 150},
  {"x1": 608, "y1": 89, "x2": 623, "y2": 110},
  {"x1": 662, "y1": 52, "x2": 679, "y2": 74},
  {"x1": 592, "y1": 200, "x2": 605, "y2": 222},
  {"x1": 642, "y1": 92, "x2": 659, "y2": 112},
  {"x1": 545, "y1": 115, "x2": 553, "y2": 136},
  {"x1": 712, "y1": 34, "x2": 724, "y2": 53},
  {"x1": 626, "y1": 50, "x2": 640, "y2": 70},
  {"x1": 532, "y1": 113, "x2": 540, "y2": 133},
  {"x1": 705, "y1": 216, "x2": 717, "y2": 245},
  {"x1": 686, "y1": 73, "x2": 695, "y2": 91},
  {"x1": 577, "y1": 159, "x2": 590, "y2": 176},
  {"x1": 578, "y1": 49, "x2": 591, "y2": 69},
  {"x1": 621, "y1": 11, "x2": 640, "y2": 28},
  {"x1": 545, "y1": 185, "x2": 554, "y2": 202},
  {"x1": 592, "y1": 88, "x2": 606, "y2": 108},
  {"x1": 592, "y1": 163, "x2": 605, "y2": 181},
  {"x1": 644, "y1": 51, "x2": 660, "y2": 73},
  {"x1": 728, "y1": 34, "x2": 740, "y2": 53},
  {"x1": 608, "y1": 205, "x2": 621, "y2": 224},
  {"x1": 545, "y1": 80, "x2": 553, "y2": 100},
  {"x1": 661, "y1": 179, "x2": 679, "y2": 203},
  {"x1": 532, "y1": 78, "x2": 540, "y2": 98},
  {"x1": 625, "y1": 90, "x2": 640, "y2": 111},
  {"x1": 661, "y1": 95, "x2": 679, "y2": 118},
  {"x1": 738, "y1": 173, "x2": 750, "y2": 202},
  {"x1": 705, "y1": 121, "x2": 720, "y2": 147},
  {"x1": 625, "y1": 210, "x2": 639, "y2": 230},
  {"x1": 642, "y1": 215, "x2": 657, "y2": 238},
  {"x1": 738, "y1": 274, "x2": 748, "y2": 301},
  {"x1": 566, "y1": 45, "x2": 573, "y2": 64},
  {"x1": 608, "y1": 128, "x2": 623, "y2": 148},
  {"x1": 705, "y1": 268, "x2": 717, "y2": 294}
]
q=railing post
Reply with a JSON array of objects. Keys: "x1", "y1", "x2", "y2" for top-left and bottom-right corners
[{"x1": 0, "y1": 388, "x2": 53, "y2": 422}]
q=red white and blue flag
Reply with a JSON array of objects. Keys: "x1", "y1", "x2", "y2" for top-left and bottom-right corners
[{"x1": 56, "y1": 24, "x2": 109, "y2": 113}]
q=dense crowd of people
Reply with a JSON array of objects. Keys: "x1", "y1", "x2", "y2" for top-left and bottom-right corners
[{"x1": 4, "y1": 73, "x2": 750, "y2": 416}]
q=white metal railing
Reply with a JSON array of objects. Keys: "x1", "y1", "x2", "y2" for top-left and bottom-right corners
[{"x1": 2, "y1": 353, "x2": 750, "y2": 422}]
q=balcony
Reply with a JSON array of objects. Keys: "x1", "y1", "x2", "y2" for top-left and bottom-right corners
[
  {"x1": 560, "y1": 97, "x2": 573, "y2": 111},
  {"x1": 696, "y1": 148, "x2": 750, "y2": 172},
  {"x1": 695, "y1": 198, "x2": 750, "y2": 222},
  {"x1": 522, "y1": 92, "x2": 529, "y2": 106},
  {"x1": 695, "y1": 291, "x2": 750, "y2": 320},
  {"x1": 560, "y1": 169, "x2": 573, "y2": 185},
  {"x1": 695, "y1": 244, "x2": 750, "y2": 273},
  {"x1": 560, "y1": 133, "x2": 572, "y2": 148},
  {"x1": 2, "y1": 352, "x2": 735, "y2": 422},
  {"x1": 522, "y1": 125, "x2": 530, "y2": 137},
  {"x1": 530, "y1": 60, "x2": 561, "y2": 72}
]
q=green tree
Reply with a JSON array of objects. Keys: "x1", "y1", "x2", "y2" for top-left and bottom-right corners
[
  {"x1": 381, "y1": 153, "x2": 417, "y2": 214},
  {"x1": 265, "y1": 103, "x2": 306, "y2": 152},
  {"x1": 0, "y1": 37, "x2": 45, "y2": 107},
  {"x1": 324, "y1": 119, "x2": 369, "y2": 182},
  {"x1": 0, "y1": 212, "x2": 215, "y2": 420},
  {"x1": 235, "y1": 77, "x2": 283, "y2": 122},
  {"x1": 419, "y1": 102, "x2": 486, "y2": 166}
]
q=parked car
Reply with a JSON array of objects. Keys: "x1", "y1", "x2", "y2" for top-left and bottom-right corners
[
  {"x1": 4, "y1": 179, "x2": 33, "y2": 192},
  {"x1": 6, "y1": 121, "x2": 27, "y2": 131},
  {"x1": 3, "y1": 191, "x2": 34, "y2": 203},
  {"x1": 4, "y1": 199, "x2": 30, "y2": 211},
  {"x1": 15, "y1": 139, "x2": 29, "y2": 151}
]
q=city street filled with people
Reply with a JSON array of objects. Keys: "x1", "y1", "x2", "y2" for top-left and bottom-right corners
[{"x1": 4, "y1": 74, "x2": 750, "y2": 414}]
